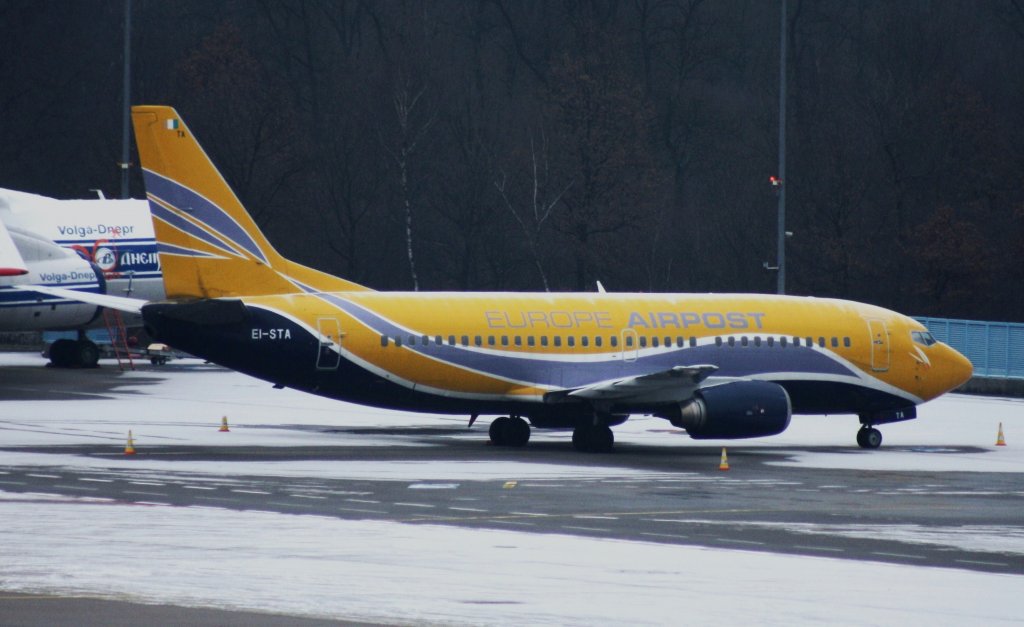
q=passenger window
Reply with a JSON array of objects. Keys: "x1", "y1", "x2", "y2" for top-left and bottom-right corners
[
  {"x1": 676, "y1": 336, "x2": 684, "y2": 347},
  {"x1": 741, "y1": 337, "x2": 749, "y2": 347},
  {"x1": 818, "y1": 337, "x2": 825, "y2": 348},
  {"x1": 625, "y1": 336, "x2": 634, "y2": 348},
  {"x1": 806, "y1": 337, "x2": 813, "y2": 347},
  {"x1": 780, "y1": 337, "x2": 787, "y2": 347},
  {"x1": 793, "y1": 337, "x2": 800, "y2": 347},
  {"x1": 610, "y1": 336, "x2": 618, "y2": 348},
  {"x1": 831, "y1": 337, "x2": 839, "y2": 348},
  {"x1": 474, "y1": 336, "x2": 482, "y2": 347},
  {"x1": 754, "y1": 336, "x2": 762, "y2": 347},
  {"x1": 448, "y1": 335, "x2": 456, "y2": 345},
  {"x1": 541, "y1": 336, "x2": 549, "y2": 347},
  {"x1": 728, "y1": 337, "x2": 736, "y2": 347},
  {"x1": 501, "y1": 336, "x2": 509, "y2": 346},
  {"x1": 528, "y1": 336, "x2": 536, "y2": 347},
  {"x1": 844, "y1": 337, "x2": 851, "y2": 348},
  {"x1": 651, "y1": 337, "x2": 659, "y2": 348},
  {"x1": 381, "y1": 336, "x2": 389, "y2": 347},
  {"x1": 395, "y1": 336, "x2": 403, "y2": 347},
  {"x1": 461, "y1": 335, "x2": 469, "y2": 346},
  {"x1": 581, "y1": 336, "x2": 589, "y2": 347},
  {"x1": 639, "y1": 337, "x2": 648, "y2": 348},
  {"x1": 567, "y1": 336, "x2": 575, "y2": 347},
  {"x1": 594, "y1": 336, "x2": 602, "y2": 347},
  {"x1": 715, "y1": 337, "x2": 723, "y2": 347},
  {"x1": 554, "y1": 336, "x2": 562, "y2": 347},
  {"x1": 422, "y1": 335, "x2": 429, "y2": 346},
  {"x1": 488, "y1": 336, "x2": 495, "y2": 346},
  {"x1": 514, "y1": 336, "x2": 522, "y2": 346},
  {"x1": 689, "y1": 337, "x2": 697, "y2": 348}
]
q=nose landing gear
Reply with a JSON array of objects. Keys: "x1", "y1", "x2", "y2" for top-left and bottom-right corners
[{"x1": 856, "y1": 426, "x2": 883, "y2": 449}]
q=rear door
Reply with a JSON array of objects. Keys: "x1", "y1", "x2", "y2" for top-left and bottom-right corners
[{"x1": 316, "y1": 317, "x2": 341, "y2": 370}]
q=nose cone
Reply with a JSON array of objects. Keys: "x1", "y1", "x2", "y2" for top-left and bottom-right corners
[{"x1": 935, "y1": 344, "x2": 973, "y2": 396}]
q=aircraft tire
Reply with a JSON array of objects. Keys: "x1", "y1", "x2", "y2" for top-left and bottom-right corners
[
  {"x1": 502, "y1": 416, "x2": 531, "y2": 447},
  {"x1": 572, "y1": 424, "x2": 614, "y2": 453},
  {"x1": 591, "y1": 425, "x2": 614, "y2": 453},
  {"x1": 489, "y1": 417, "x2": 511, "y2": 445},
  {"x1": 857, "y1": 427, "x2": 882, "y2": 449},
  {"x1": 48, "y1": 339, "x2": 76, "y2": 368},
  {"x1": 76, "y1": 340, "x2": 100, "y2": 368}
]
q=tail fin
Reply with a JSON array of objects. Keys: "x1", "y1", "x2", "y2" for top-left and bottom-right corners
[{"x1": 130, "y1": 105, "x2": 370, "y2": 299}]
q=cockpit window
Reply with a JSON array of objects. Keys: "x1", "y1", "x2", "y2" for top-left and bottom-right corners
[{"x1": 911, "y1": 331, "x2": 937, "y2": 346}]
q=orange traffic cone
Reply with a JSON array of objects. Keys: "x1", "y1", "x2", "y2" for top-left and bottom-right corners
[
  {"x1": 219, "y1": 416, "x2": 230, "y2": 432},
  {"x1": 996, "y1": 422, "x2": 1006, "y2": 446},
  {"x1": 124, "y1": 430, "x2": 136, "y2": 455},
  {"x1": 719, "y1": 447, "x2": 730, "y2": 471}
]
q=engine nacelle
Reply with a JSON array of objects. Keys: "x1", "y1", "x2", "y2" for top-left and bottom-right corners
[
  {"x1": 0, "y1": 227, "x2": 104, "y2": 331},
  {"x1": 661, "y1": 380, "x2": 792, "y2": 439}
]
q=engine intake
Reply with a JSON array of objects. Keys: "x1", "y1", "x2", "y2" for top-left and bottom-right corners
[{"x1": 661, "y1": 380, "x2": 792, "y2": 439}]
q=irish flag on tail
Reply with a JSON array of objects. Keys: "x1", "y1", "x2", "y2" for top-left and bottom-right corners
[{"x1": 165, "y1": 118, "x2": 179, "y2": 130}]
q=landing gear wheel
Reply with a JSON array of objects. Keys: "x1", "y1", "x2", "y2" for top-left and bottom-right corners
[
  {"x1": 857, "y1": 427, "x2": 882, "y2": 449},
  {"x1": 489, "y1": 417, "x2": 511, "y2": 445},
  {"x1": 48, "y1": 339, "x2": 76, "y2": 368},
  {"x1": 572, "y1": 424, "x2": 614, "y2": 453},
  {"x1": 75, "y1": 340, "x2": 100, "y2": 368},
  {"x1": 502, "y1": 416, "x2": 531, "y2": 447}
]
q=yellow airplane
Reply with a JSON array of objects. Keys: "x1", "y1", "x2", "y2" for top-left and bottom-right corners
[{"x1": 23, "y1": 106, "x2": 974, "y2": 452}]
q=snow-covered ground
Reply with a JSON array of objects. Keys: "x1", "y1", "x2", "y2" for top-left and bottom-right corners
[{"x1": 2, "y1": 352, "x2": 1023, "y2": 625}]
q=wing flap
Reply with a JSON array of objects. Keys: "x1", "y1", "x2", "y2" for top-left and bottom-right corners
[{"x1": 544, "y1": 364, "x2": 719, "y2": 404}]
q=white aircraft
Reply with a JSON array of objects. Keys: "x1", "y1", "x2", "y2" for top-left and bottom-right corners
[{"x1": 0, "y1": 187, "x2": 164, "y2": 367}]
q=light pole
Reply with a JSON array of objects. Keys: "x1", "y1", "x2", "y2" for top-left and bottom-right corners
[
  {"x1": 119, "y1": 0, "x2": 132, "y2": 199},
  {"x1": 775, "y1": 0, "x2": 787, "y2": 295}
]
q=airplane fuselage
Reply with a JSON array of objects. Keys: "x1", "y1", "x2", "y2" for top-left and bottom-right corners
[{"x1": 143, "y1": 291, "x2": 972, "y2": 429}]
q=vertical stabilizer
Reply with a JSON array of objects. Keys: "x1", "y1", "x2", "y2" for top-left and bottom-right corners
[{"x1": 131, "y1": 105, "x2": 369, "y2": 299}]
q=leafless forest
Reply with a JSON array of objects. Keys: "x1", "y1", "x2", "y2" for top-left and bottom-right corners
[{"x1": 2, "y1": 1, "x2": 1023, "y2": 320}]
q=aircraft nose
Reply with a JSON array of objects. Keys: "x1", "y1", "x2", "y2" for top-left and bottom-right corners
[{"x1": 940, "y1": 345, "x2": 973, "y2": 393}]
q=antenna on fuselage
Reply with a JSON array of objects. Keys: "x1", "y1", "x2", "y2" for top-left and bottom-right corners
[{"x1": 596, "y1": 281, "x2": 607, "y2": 294}]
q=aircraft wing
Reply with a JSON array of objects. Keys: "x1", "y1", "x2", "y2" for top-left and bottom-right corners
[
  {"x1": 544, "y1": 364, "x2": 719, "y2": 405},
  {"x1": 0, "y1": 218, "x2": 28, "y2": 276},
  {"x1": 12, "y1": 284, "x2": 146, "y2": 315}
]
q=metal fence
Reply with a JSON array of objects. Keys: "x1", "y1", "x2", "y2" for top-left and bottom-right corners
[{"x1": 916, "y1": 317, "x2": 1024, "y2": 379}]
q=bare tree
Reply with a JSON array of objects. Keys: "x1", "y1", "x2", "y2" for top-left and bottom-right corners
[
  {"x1": 382, "y1": 78, "x2": 435, "y2": 291},
  {"x1": 494, "y1": 131, "x2": 573, "y2": 292}
]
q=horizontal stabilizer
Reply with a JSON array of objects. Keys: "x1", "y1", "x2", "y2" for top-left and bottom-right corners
[
  {"x1": 142, "y1": 299, "x2": 248, "y2": 326},
  {"x1": 544, "y1": 364, "x2": 719, "y2": 404},
  {"x1": 12, "y1": 284, "x2": 146, "y2": 314}
]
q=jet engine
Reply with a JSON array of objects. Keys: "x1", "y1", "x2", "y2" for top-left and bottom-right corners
[
  {"x1": 0, "y1": 227, "x2": 104, "y2": 331},
  {"x1": 659, "y1": 380, "x2": 792, "y2": 439}
]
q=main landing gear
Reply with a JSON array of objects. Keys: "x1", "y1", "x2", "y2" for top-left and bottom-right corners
[
  {"x1": 856, "y1": 425, "x2": 883, "y2": 449},
  {"x1": 572, "y1": 424, "x2": 614, "y2": 453},
  {"x1": 488, "y1": 415, "x2": 531, "y2": 447},
  {"x1": 48, "y1": 338, "x2": 100, "y2": 368}
]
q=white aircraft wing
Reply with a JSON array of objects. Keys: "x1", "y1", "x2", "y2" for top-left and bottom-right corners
[
  {"x1": 544, "y1": 364, "x2": 719, "y2": 405},
  {"x1": 12, "y1": 284, "x2": 146, "y2": 315},
  {"x1": 0, "y1": 218, "x2": 28, "y2": 276}
]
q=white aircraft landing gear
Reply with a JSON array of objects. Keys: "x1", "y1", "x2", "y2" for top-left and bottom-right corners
[
  {"x1": 48, "y1": 338, "x2": 99, "y2": 368},
  {"x1": 572, "y1": 424, "x2": 614, "y2": 453},
  {"x1": 856, "y1": 426, "x2": 883, "y2": 449},
  {"x1": 488, "y1": 415, "x2": 531, "y2": 447}
]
